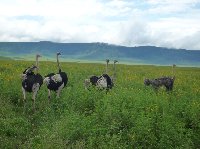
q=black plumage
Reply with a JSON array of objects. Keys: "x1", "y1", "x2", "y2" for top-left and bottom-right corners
[
  {"x1": 89, "y1": 75, "x2": 99, "y2": 85},
  {"x1": 22, "y1": 72, "x2": 43, "y2": 92},
  {"x1": 44, "y1": 69, "x2": 68, "y2": 91},
  {"x1": 102, "y1": 74, "x2": 112, "y2": 87}
]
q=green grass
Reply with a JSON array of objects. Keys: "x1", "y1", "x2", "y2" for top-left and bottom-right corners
[{"x1": 0, "y1": 60, "x2": 200, "y2": 148}]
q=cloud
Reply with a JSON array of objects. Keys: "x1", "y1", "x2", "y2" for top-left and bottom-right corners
[
  {"x1": 174, "y1": 31, "x2": 200, "y2": 50},
  {"x1": 0, "y1": 0, "x2": 200, "y2": 50}
]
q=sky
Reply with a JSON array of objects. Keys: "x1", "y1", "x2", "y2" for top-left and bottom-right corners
[{"x1": 0, "y1": 0, "x2": 200, "y2": 50}]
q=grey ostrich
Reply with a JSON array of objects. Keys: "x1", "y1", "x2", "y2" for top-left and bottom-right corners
[
  {"x1": 21, "y1": 54, "x2": 43, "y2": 111},
  {"x1": 144, "y1": 64, "x2": 176, "y2": 91}
]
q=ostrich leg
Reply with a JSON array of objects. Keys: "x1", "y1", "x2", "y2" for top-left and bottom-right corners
[
  {"x1": 22, "y1": 87, "x2": 26, "y2": 113},
  {"x1": 48, "y1": 89, "x2": 51, "y2": 103},
  {"x1": 32, "y1": 83, "x2": 40, "y2": 112},
  {"x1": 56, "y1": 83, "x2": 64, "y2": 98},
  {"x1": 57, "y1": 52, "x2": 61, "y2": 71}
]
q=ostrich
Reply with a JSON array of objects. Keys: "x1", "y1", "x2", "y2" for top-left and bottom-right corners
[
  {"x1": 21, "y1": 54, "x2": 43, "y2": 111},
  {"x1": 84, "y1": 75, "x2": 99, "y2": 89},
  {"x1": 43, "y1": 52, "x2": 68, "y2": 100},
  {"x1": 83, "y1": 59, "x2": 110, "y2": 89},
  {"x1": 84, "y1": 59, "x2": 118, "y2": 90},
  {"x1": 144, "y1": 64, "x2": 176, "y2": 91},
  {"x1": 144, "y1": 77, "x2": 175, "y2": 91}
]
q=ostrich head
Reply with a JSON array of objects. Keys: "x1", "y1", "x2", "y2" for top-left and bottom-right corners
[
  {"x1": 106, "y1": 59, "x2": 109, "y2": 64},
  {"x1": 36, "y1": 54, "x2": 42, "y2": 58},
  {"x1": 144, "y1": 78, "x2": 151, "y2": 86},
  {"x1": 57, "y1": 52, "x2": 61, "y2": 56},
  {"x1": 114, "y1": 60, "x2": 118, "y2": 64}
]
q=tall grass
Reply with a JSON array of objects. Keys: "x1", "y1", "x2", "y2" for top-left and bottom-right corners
[{"x1": 0, "y1": 60, "x2": 200, "y2": 148}]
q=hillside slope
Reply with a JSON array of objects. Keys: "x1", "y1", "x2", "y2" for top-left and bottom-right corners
[{"x1": 0, "y1": 41, "x2": 200, "y2": 66}]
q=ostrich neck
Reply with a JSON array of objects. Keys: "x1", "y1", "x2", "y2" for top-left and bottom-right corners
[
  {"x1": 114, "y1": 63, "x2": 116, "y2": 73},
  {"x1": 106, "y1": 62, "x2": 108, "y2": 74},
  {"x1": 113, "y1": 63, "x2": 116, "y2": 80},
  {"x1": 36, "y1": 56, "x2": 39, "y2": 73},
  {"x1": 172, "y1": 66, "x2": 175, "y2": 76},
  {"x1": 57, "y1": 55, "x2": 60, "y2": 70}
]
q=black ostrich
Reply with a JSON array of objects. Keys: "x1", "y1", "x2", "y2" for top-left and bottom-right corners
[
  {"x1": 43, "y1": 52, "x2": 68, "y2": 100},
  {"x1": 21, "y1": 54, "x2": 43, "y2": 111},
  {"x1": 84, "y1": 59, "x2": 118, "y2": 90}
]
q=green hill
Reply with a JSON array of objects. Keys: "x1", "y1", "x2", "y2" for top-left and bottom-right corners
[{"x1": 0, "y1": 41, "x2": 200, "y2": 66}]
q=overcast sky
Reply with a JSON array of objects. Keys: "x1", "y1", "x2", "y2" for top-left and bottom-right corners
[{"x1": 0, "y1": 0, "x2": 200, "y2": 50}]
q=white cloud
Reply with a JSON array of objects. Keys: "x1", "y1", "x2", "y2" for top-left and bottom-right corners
[{"x1": 0, "y1": 0, "x2": 200, "y2": 50}]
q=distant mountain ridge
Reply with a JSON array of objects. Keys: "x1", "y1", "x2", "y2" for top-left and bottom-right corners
[{"x1": 0, "y1": 41, "x2": 200, "y2": 66}]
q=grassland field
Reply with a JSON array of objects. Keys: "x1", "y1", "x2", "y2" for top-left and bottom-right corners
[{"x1": 0, "y1": 60, "x2": 200, "y2": 148}]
